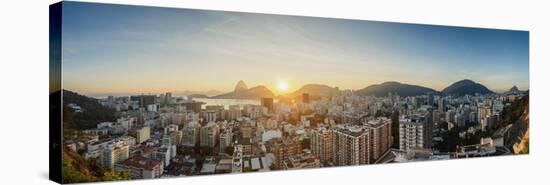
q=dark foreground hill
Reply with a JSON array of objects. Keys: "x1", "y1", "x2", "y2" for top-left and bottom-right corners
[{"x1": 62, "y1": 90, "x2": 116, "y2": 130}]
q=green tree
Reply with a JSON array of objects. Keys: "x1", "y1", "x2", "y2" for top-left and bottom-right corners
[
  {"x1": 520, "y1": 139, "x2": 529, "y2": 154},
  {"x1": 101, "y1": 170, "x2": 132, "y2": 181},
  {"x1": 62, "y1": 160, "x2": 93, "y2": 183}
]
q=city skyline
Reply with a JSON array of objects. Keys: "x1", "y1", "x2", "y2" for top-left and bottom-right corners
[
  {"x1": 61, "y1": 2, "x2": 529, "y2": 96},
  {"x1": 51, "y1": 2, "x2": 530, "y2": 183}
]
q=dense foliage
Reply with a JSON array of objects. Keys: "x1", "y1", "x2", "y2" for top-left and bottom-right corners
[
  {"x1": 63, "y1": 90, "x2": 116, "y2": 129},
  {"x1": 499, "y1": 93, "x2": 529, "y2": 128},
  {"x1": 62, "y1": 122, "x2": 131, "y2": 182}
]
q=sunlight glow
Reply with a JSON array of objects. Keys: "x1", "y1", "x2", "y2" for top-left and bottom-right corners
[{"x1": 278, "y1": 81, "x2": 289, "y2": 92}]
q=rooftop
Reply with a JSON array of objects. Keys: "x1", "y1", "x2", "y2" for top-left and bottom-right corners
[
  {"x1": 335, "y1": 125, "x2": 368, "y2": 137},
  {"x1": 117, "y1": 155, "x2": 162, "y2": 170}
]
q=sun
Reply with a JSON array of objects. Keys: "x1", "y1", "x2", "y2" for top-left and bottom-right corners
[{"x1": 278, "y1": 81, "x2": 289, "y2": 92}]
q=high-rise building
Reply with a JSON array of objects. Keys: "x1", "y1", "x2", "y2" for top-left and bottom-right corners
[
  {"x1": 219, "y1": 129, "x2": 233, "y2": 153},
  {"x1": 424, "y1": 111, "x2": 434, "y2": 148},
  {"x1": 206, "y1": 105, "x2": 225, "y2": 120},
  {"x1": 140, "y1": 95, "x2": 156, "y2": 108},
  {"x1": 261, "y1": 97, "x2": 274, "y2": 113},
  {"x1": 478, "y1": 106, "x2": 492, "y2": 124},
  {"x1": 427, "y1": 93, "x2": 435, "y2": 106},
  {"x1": 182, "y1": 101, "x2": 204, "y2": 113},
  {"x1": 232, "y1": 145, "x2": 243, "y2": 173},
  {"x1": 136, "y1": 126, "x2": 150, "y2": 144},
  {"x1": 399, "y1": 117, "x2": 432, "y2": 151},
  {"x1": 182, "y1": 122, "x2": 201, "y2": 147},
  {"x1": 117, "y1": 117, "x2": 136, "y2": 131},
  {"x1": 310, "y1": 126, "x2": 333, "y2": 165},
  {"x1": 366, "y1": 118, "x2": 392, "y2": 163},
  {"x1": 438, "y1": 98, "x2": 446, "y2": 113},
  {"x1": 200, "y1": 122, "x2": 220, "y2": 147},
  {"x1": 332, "y1": 125, "x2": 370, "y2": 166},
  {"x1": 455, "y1": 113, "x2": 466, "y2": 127},
  {"x1": 469, "y1": 111, "x2": 478, "y2": 124},
  {"x1": 227, "y1": 105, "x2": 242, "y2": 120},
  {"x1": 165, "y1": 92, "x2": 172, "y2": 104},
  {"x1": 302, "y1": 93, "x2": 310, "y2": 104},
  {"x1": 165, "y1": 130, "x2": 182, "y2": 146},
  {"x1": 240, "y1": 126, "x2": 254, "y2": 139},
  {"x1": 432, "y1": 111, "x2": 441, "y2": 125},
  {"x1": 130, "y1": 95, "x2": 156, "y2": 108},
  {"x1": 266, "y1": 138, "x2": 300, "y2": 170},
  {"x1": 102, "y1": 142, "x2": 130, "y2": 169},
  {"x1": 244, "y1": 105, "x2": 262, "y2": 120},
  {"x1": 388, "y1": 92, "x2": 394, "y2": 105},
  {"x1": 152, "y1": 147, "x2": 172, "y2": 167},
  {"x1": 445, "y1": 110, "x2": 456, "y2": 124},
  {"x1": 204, "y1": 111, "x2": 217, "y2": 123},
  {"x1": 390, "y1": 110, "x2": 400, "y2": 148},
  {"x1": 147, "y1": 104, "x2": 158, "y2": 112}
]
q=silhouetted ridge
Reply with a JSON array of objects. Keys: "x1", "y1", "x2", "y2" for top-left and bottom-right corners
[
  {"x1": 442, "y1": 79, "x2": 493, "y2": 96},
  {"x1": 355, "y1": 81, "x2": 438, "y2": 97}
]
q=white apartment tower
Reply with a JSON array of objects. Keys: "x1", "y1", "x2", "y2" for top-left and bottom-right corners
[
  {"x1": 182, "y1": 122, "x2": 201, "y2": 147},
  {"x1": 398, "y1": 119, "x2": 429, "y2": 151},
  {"x1": 136, "y1": 126, "x2": 150, "y2": 144},
  {"x1": 200, "y1": 122, "x2": 220, "y2": 147}
]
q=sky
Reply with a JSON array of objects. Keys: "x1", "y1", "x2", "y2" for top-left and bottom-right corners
[{"x1": 61, "y1": 2, "x2": 529, "y2": 96}]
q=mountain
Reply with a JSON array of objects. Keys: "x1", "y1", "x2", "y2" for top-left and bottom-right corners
[
  {"x1": 510, "y1": 86, "x2": 519, "y2": 92},
  {"x1": 503, "y1": 85, "x2": 525, "y2": 95},
  {"x1": 234, "y1": 80, "x2": 248, "y2": 92},
  {"x1": 287, "y1": 84, "x2": 339, "y2": 98},
  {"x1": 441, "y1": 79, "x2": 493, "y2": 96},
  {"x1": 355, "y1": 81, "x2": 438, "y2": 97},
  {"x1": 212, "y1": 81, "x2": 274, "y2": 99}
]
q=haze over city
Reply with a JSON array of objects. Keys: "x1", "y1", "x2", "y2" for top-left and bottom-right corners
[{"x1": 60, "y1": 3, "x2": 528, "y2": 97}]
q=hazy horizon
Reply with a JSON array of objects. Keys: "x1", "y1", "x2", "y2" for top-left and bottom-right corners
[
  {"x1": 64, "y1": 79, "x2": 528, "y2": 98},
  {"x1": 60, "y1": 2, "x2": 529, "y2": 97}
]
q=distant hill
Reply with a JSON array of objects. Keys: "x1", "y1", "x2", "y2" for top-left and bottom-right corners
[
  {"x1": 174, "y1": 90, "x2": 223, "y2": 97},
  {"x1": 187, "y1": 94, "x2": 209, "y2": 99},
  {"x1": 63, "y1": 90, "x2": 116, "y2": 130},
  {"x1": 510, "y1": 86, "x2": 519, "y2": 92},
  {"x1": 503, "y1": 85, "x2": 525, "y2": 95},
  {"x1": 355, "y1": 81, "x2": 438, "y2": 97},
  {"x1": 287, "y1": 84, "x2": 339, "y2": 98},
  {"x1": 212, "y1": 81, "x2": 274, "y2": 99},
  {"x1": 442, "y1": 79, "x2": 493, "y2": 96}
]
